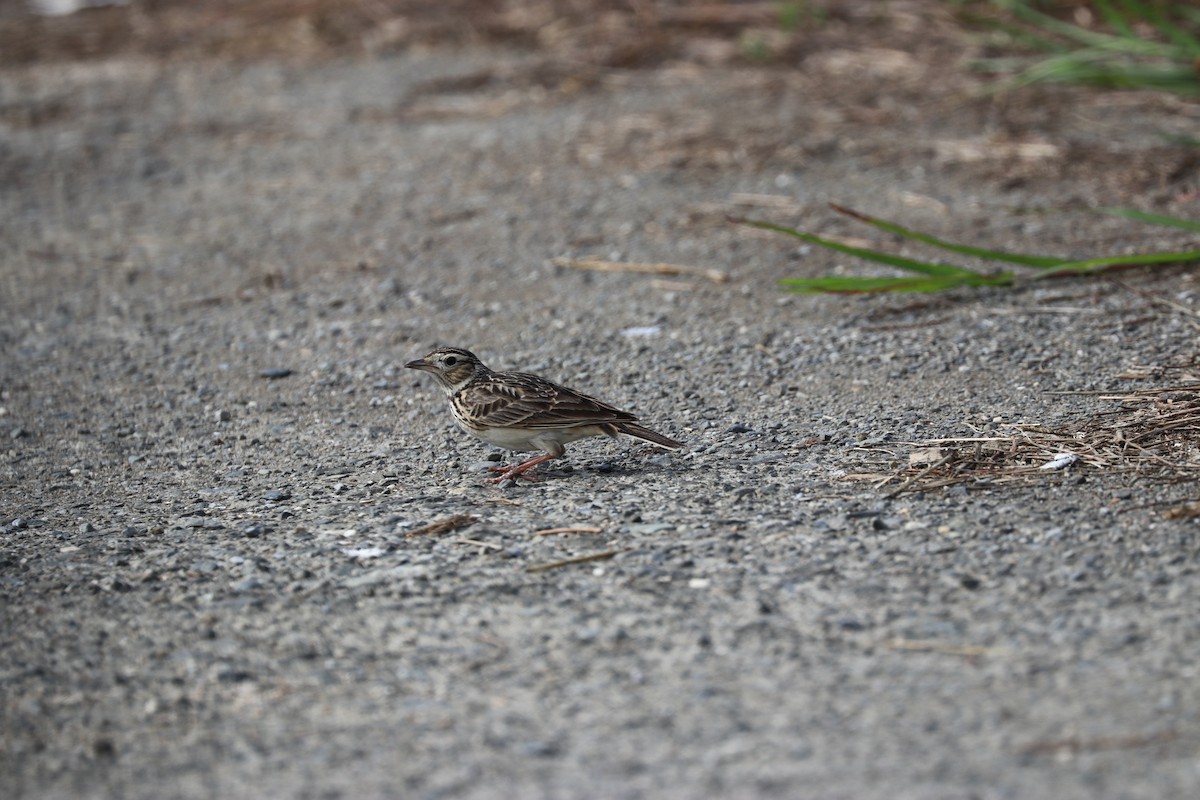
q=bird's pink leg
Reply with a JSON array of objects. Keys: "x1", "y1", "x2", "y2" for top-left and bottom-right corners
[{"x1": 486, "y1": 453, "x2": 556, "y2": 483}]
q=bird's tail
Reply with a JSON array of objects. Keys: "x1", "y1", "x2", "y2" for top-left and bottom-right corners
[{"x1": 615, "y1": 422, "x2": 683, "y2": 450}]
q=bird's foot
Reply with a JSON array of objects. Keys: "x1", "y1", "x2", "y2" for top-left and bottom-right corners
[
  {"x1": 485, "y1": 453, "x2": 556, "y2": 484},
  {"x1": 485, "y1": 464, "x2": 542, "y2": 483}
]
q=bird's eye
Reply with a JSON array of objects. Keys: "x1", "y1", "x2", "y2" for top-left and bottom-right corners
[{"x1": 443, "y1": 356, "x2": 458, "y2": 366}]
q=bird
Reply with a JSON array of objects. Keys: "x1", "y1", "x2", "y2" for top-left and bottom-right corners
[{"x1": 405, "y1": 346, "x2": 683, "y2": 483}]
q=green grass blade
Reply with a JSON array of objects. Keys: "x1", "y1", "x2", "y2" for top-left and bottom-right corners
[
  {"x1": 977, "y1": 0, "x2": 1200, "y2": 95},
  {"x1": 779, "y1": 274, "x2": 1009, "y2": 294},
  {"x1": 1135, "y1": 0, "x2": 1200, "y2": 54},
  {"x1": 972, "y1": 12, "x2": 1071, "y2": 54},
  {"x1": 1097, "y1": 0, "x2": 1136, "y2": 40},
  {"x1": 1000, "y1": 4, "x2": 1183, "y2": 56},
  {"x1": 1033, "y1": 248, "x2": 1200, "y2": 278},
  {"x1": 1005, "y1": 3, "x2": 1130, "y2": 49},
  {"x1": 1098, "y1": 208, "x2": 1200, "y2": 232},
  {"x1": 1158, "y1": 132, "x2": 1200, "y2": 146},
  {"x1": 829, "y1": 204, "x2": 1067, "y2": 268},
  {"x1": 1010, "y1": 54, "x2": 1198, "y2": 92},
  {"x1": 1052, "y1": 64, "x2": 1198, "y2": 91},
  {"x1": 735, "y1": 218, "x2": 984, "y2": 278},
  {"x1": 1109, "y1": 0, "x2": 1200, "y2": 54},
  {"x1": 754, "y1": 202, "x2": 1200, "y2": 296}
]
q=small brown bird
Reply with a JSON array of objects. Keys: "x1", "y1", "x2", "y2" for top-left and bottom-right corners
[{"x1": 405, "y1": 347, "x2": 683, "y2": 483}]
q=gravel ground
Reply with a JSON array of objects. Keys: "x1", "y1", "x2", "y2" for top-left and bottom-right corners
[{"x1": 3, "y1": 11, "x2": 1200, "y2": 800}]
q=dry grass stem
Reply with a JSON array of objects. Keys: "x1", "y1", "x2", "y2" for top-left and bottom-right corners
[
  {"x1": 404, "y1": 514, "x2": 478, "y2": 537},
  {"x1": 884, "y1": 638, "x2": 1008, "y2": 658},
  {"x1": 728, "y1": 192, "x2": 803, "y2": 211},
  {"x1": 859, "y1": 381, "x2": 1200, "y2": 495},
  {"x1": 484, "y1": 497, "x2": 523, "y2": 506},
  {"x1": 1019, "y1": 729, "x2": 1180, "y2": 757},
  {"x1": 533, "y1": 526, "x2": 604, "y2": 536},
  {"x1": 525, "y1": 549, "x2": 627, "y2": 572},
  {"x1": 986, "y1": 306, "x2": 1107, "y2": 316},
  {"x1": 883, "y1": 452, "x2": 954, "y2": 498},
  {"x1": 453, "y1": 537, "x2": 503, "y2": 550},
  {"x1": 552, "y1": 256, "x2": 728, "y2": 284},
  {"x1": 1162, "y1": 501, "x2": 1200, "y2": 520},
  {"x1": 1112, "y1": 279, "x2": 1200, "y2": 327},
  {"x1": 648, "y1": 278, "x2": 697, "y2": 292}
]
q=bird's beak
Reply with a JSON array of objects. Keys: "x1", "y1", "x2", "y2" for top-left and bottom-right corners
[{"x1": 405, "y1": 357, "x2": 436, "y2": 373}]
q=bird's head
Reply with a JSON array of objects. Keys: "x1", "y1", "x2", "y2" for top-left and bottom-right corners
[{"x1": 405, "y1": 347, "x2": 487, "y2": 394}]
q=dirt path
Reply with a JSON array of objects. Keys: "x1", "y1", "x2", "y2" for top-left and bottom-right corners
[{"x1": 3, "y1": 4, "x2": 1200, "y2": 798}]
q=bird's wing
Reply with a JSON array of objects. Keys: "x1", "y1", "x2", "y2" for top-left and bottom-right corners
[{"x1": 457, "y1": 371, "x2": 638, "y2": 429}]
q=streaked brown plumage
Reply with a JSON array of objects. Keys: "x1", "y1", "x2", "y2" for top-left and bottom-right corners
[{"x1": 405, "y1": 347, "x2": 682, "y2": 482}]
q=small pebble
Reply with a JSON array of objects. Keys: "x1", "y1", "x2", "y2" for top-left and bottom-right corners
[
  {"x1": 259, "y1": 367, "x2": 294, "y2": 379},
  {"x1": 629, "y1": 523, "x2": 674, "y2": 535},
  {"x1": 216, "y1": 668, "x2": 254, "y2": 684},
  {"x1": 818, "y1": 516, "x2": 847, "y2": 532},
  {"x1": 519, "y1": 740, "x2": 561, "y2": 758},
  {"x1": 342, "y1": 547, "x2": 385, "y2": 559}
]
